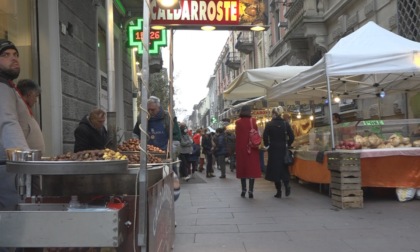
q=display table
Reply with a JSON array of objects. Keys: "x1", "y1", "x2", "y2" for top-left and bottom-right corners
[{"x1": 291, "y1": 148, "x2": 420, "y2": 188}]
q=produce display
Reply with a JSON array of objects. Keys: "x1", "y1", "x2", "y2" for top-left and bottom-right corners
[
  {"x1": 336, "y1": 133, "x2": 416, "y2": 149},
  {"x1": 117, "y1": 138, "x2": 165, "y2": 164},
  {"x1": 48, "y1": 149, "x2": 127, "y2": 161},
  {"x1": 117, "y1": 138, "x2": 166, "y2": 153}
]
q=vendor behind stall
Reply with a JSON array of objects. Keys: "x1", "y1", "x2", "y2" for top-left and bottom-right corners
[{"x1": 74, "y1": 108, "x2": 111, "y2": 152}]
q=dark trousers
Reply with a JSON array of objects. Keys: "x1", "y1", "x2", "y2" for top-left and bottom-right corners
[
  {"x1": 241, "y1": 178, "x2": 255, "y2": 193},
  {"x1": 205, "y1": 153, "x2": 213, "y2": 175},
  {"x1": 179, "y1": 153, "x2": 190, "y2": 177},
  {"x1": 216, "y1": 155, "x2": 226, "y2": 176}
]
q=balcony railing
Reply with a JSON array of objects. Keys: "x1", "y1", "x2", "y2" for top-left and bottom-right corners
[
  {"x1": 235, "y1": 32, "x2": 254, "y2": 54},
  {"x1": 225, "y1": 52, "x2": 241, "y2": 70}
]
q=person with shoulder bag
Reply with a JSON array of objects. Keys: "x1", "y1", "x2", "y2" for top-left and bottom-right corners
[
  {"x1": 234, "y1": 105, "x2": 261, "y2": 199},
  {"x1": 263, "y1": 106, "x2": 295, "y2": 198}
]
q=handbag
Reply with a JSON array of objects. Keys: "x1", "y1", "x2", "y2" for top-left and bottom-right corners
[
  {"x1": 247, "y1": 118, "x2": 261, "y2": 154},
  {"x1": 283, "y1": 121, "x2": 294, "y2": 166},
  {"x1": 248, "y1": 118, "x2": 261, "y2": 148},
  {"x1": 284, "y1": 149, "x2": 294, "y2": 166}
]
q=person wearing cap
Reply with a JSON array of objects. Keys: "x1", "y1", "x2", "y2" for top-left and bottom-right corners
[
  {"x1": 235, "y1": 105, "x2": 261, "y2": 199},
  {"x1": 263, "y1": 106, "x2": 295, "y2": 198},
  {"x1": 0, "y1": 39, "x2": 45, "y2": 213}
]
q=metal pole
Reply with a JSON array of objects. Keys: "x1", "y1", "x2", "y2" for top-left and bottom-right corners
[
  {"x1": 138, "y1": 0, "x2": 150, "y2": 250},
  {"x1": 168, "y1": 29, "x2": 174, "y2": 160},
  {"x1": 106, "y1": 0, "x2": 117, "y2": 149},
  {"x1": 325, "y1": 72, "x2": 335, "y2": 150}
]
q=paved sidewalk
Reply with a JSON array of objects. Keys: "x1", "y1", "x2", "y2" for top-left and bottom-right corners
[{"x1": 173, "y1": 169, "x2": 420, "y2": 252}]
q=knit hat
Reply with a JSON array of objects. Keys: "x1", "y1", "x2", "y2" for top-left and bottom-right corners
[
  {"x1": 271, "y1": 106, "x2": 284, "y2": 116},
  {"x1": 0, "y1": 39, "x2": 18, "y2": 55}
]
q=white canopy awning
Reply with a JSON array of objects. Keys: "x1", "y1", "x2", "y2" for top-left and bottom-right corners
[
  {"x1": 268, "y1": 21, "x2": 420, "y2": 102},
  {"x1": 223, "y1": 65, "x2": 311, "y2": 100}
]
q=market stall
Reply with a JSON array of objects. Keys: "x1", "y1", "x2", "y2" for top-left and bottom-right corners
[
  {"x1": 290, "y1": 117, "x2": 420, "y2": 189},
  {"x1": 0, "y1": 147, "x2": 176, "y2": 251},
  {"x1": 266, "y1": 22, "x2": 420, "y2": 192},
  {"x1": 223, "y1": 65, "x2": 310, "y2": 100},
  {"x1": 292, "y1": 147, "x2": 420, "y2": 188}
]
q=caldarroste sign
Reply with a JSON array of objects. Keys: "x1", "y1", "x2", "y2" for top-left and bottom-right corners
[{"x1": 150, "y1": 0, "x2": 268, "y2": 30}]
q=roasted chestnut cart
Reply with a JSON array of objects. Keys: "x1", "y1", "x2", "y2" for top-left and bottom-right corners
[{"x1": 0, "y1": 159, "x2": 175, "y2": 252}]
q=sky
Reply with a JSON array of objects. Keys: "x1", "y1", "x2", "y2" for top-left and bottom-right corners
[{"x1": 161, "y1": 30, "x2": 230, "y2": 121}]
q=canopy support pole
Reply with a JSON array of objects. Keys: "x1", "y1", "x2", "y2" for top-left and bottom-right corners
[{"x1": 326, "y1": 75, "x2": 336, "y2": 150}]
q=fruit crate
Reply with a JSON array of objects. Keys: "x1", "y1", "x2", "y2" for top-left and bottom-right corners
[
  {"x1": 330, "y1": 170, "x2": 361, "y2": 184},
  {"x1": 327, "y1": 151, "x2": 361, "y2": 172},
  {"x1": 331, "y1": 197, "x2": 363, "y2": 209},
  {"x1": 331, "y1": 188, "x2": 364, "y2": 209}
]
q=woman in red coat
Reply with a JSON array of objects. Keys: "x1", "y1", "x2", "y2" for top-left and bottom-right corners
[{"x1": 235, "y1": 105, "x2": 261, "y2": 198}]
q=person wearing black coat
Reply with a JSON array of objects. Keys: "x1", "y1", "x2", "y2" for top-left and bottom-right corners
[
  {"x1": 74, "y1": 108, "x2": 110, "y2": 152},
  {"x1": 263, "y1": 106, "x2": 295, "y2": 198},
  {"x1": 213, "y1": 128, "x2": 228, "y2": 178},
  {"x1": 201, "y1": 130, "x2": 215, "y2": 178}
]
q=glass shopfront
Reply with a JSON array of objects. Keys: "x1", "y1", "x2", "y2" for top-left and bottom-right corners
[{"x1": 0, "y1": 0, "x2": 36, "y2": 81}]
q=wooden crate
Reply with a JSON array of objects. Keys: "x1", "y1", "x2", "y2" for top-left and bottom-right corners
[
  {"x1": 332, "y1": 198, "x2": 363, "y2": 209},
  {"x1": 331, "y1": 189, "x2": 363, "y2": 197},
  {"x1": 328, "y1": 152, "x2": 361, "y2": 171},
  {"x1": 330, "y1": 182, "x2": 361, "y2": 190},
  {"x1": 330, "y1": 170, "x2": 361, "y2": 184}
]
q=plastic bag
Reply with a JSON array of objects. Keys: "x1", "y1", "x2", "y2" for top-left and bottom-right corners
[{"x1": 396, "y1": 188, "x2": 416, "y2": 202}]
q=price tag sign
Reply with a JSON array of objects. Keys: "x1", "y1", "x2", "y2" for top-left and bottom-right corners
[
  {"x1": 361, "y1": 120, "x2": 384, "y2": 126},
  {"x1": 127, "y1": 19, "x2": 167, "y2": 55}
]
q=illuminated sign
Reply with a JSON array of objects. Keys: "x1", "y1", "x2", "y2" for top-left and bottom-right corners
[
  {"x1": 361, "y1": 120, "x2": 384, "y2": 126},
  {"x1": 150, "y1": 0, "x2": 268, "y2": 30},
  {"x1": 127, "y1": 19, "x2": 167, "y2": 55}
]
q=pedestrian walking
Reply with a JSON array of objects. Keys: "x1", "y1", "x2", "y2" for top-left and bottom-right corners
[
  {"x1": 263, "y1": 106, "x2": 295, "y2": 198},
  {"x1": 235, "y1": 105, "x2": 261, "y2": 198}
]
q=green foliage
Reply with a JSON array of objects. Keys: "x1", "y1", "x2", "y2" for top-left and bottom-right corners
[{"x1": 149, "y1": 69, "x2": 169, "y2": 109}]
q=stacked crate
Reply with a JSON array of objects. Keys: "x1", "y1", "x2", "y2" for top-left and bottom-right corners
[{"x1": 328, "y1": 152, "x2": 363, "y2": 209}]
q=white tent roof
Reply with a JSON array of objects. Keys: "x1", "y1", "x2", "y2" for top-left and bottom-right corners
[
  {"x1": 268, "y1": 21, "x2": 420, "y2": 101},
  {"x1": 223, "y1": 65, "x2": 311, "y2": 100}
]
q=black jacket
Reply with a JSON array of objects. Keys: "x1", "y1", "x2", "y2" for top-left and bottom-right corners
[
  {"x1": 263, "y1": 117, "x2": 295, "y2": 182},
  {"x1": 74, "y1": 115, "x2": 109, "y2": 152}
]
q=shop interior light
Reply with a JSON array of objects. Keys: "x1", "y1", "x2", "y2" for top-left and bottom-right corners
[
  {"x1": 333, "y1": 95, "x2": 341, "y2": 103},
  {"x1": 309, "y1": 115, "x2": 314, "y2": 121},
  {"x1": 201, "y1": 26, "x2": 216, "y2": 31},
  {"x1": 380, "y1": 89, "x2": 386, "y2": 98},
  {"x1": 156, "y1": 0, "x2": 180, "y2": 9},
  {"x1": 296, "y1": 112, "x2": 302, "y2": 119},
  {"x1": 135, "y1": 61, "x2": 139, "y2": 65}
]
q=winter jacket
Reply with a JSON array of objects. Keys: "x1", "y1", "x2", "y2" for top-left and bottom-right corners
[
  {"x1": 74, "y1": 115, "x2": 109, "y2": 152},
  {"x1": 235, "y1": 116, "x2": 261, "y2": 179},
  {"x1": 213, "y1": 132, "x2": 227, "y2": 157},
  {"x1": 263, "y1": 116, "x2": 295, "y2": 182},
  {"x1": 133, "y1": 110, "x2": 181, "y2": 149}
]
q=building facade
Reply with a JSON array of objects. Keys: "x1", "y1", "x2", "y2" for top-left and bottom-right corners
[{"x1": 1, "y1": 0, "x2": 137, "y2": 155}]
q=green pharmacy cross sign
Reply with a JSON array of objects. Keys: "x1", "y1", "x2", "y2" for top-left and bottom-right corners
[{"x1": 128, "y1": 18, "x2": 167, "y2": 55}]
